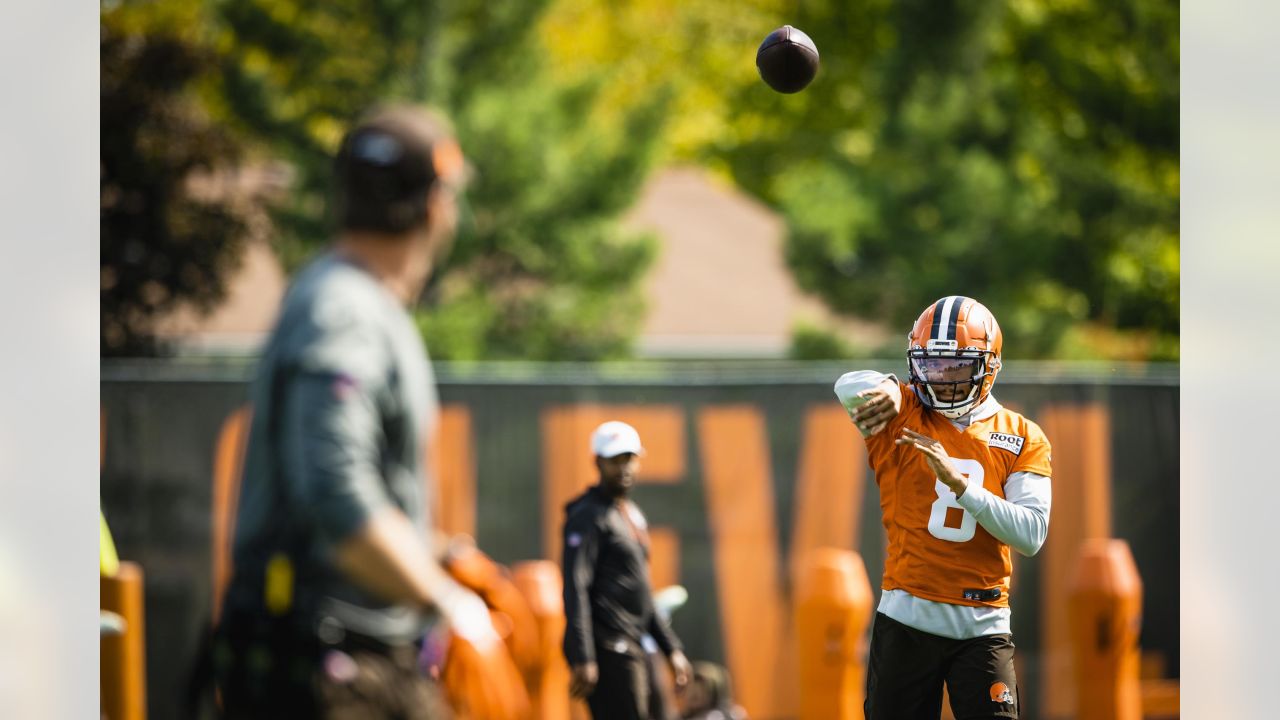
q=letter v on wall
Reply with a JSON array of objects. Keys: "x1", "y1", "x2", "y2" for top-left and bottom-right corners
[
  {"x1": 540, "y1": 404, "x2": 685, "y2": 568},
  {"x1": 789, "y1": 404, "x2": 867, "y2": 584},
  {"x1": 698, "y1": 405, "x2": 798, "y2": 719}
]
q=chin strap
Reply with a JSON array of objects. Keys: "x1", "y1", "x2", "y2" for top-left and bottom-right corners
[{"x1": 919, "y1": 382, "x2": 982, "y2": 418}]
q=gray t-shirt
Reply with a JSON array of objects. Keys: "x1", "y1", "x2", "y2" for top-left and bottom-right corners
[{"x1": 230, "y1": 252, "x2": 438, "y2": 644}]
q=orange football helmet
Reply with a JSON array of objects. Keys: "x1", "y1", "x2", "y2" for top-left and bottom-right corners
[{"x1": 906, "y1": 296, "x2": 1003, "y2": 419}]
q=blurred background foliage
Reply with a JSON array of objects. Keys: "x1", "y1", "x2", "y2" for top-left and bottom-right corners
[
  {"x1": 101, "y1": 2, "x2": 249, "y2": 356},
  {"x1": 101, "y1": 0, "x2": 1178, "y2": 360}
]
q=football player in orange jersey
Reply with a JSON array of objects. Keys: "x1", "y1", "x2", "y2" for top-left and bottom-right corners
[{"x1": 834, "y1": 296, "x2": 1052, "y2": 720}]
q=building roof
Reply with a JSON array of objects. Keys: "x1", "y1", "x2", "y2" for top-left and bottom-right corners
[
  {"x1": 153, "y1": 166, "x2": 885, "y2": 358},
  {"x1": 626, "y1": 167, "x2": 885, "y2": 358}
]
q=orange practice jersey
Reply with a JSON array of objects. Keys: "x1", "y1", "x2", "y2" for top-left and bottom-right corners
[{"x1": 866, "y1": 382, "x2": 1052, "y2": 608}]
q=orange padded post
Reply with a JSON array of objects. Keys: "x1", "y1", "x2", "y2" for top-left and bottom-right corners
[
  {"x1": 794, "y1": 548, "x2": 873, "y2": 720},
  {"x1": 1068, "y1": 539, "x2": 1143, "y2": 720},
  {"x1": 512, "y1": 561, "x2": 572, "y2": 720},
  {"x1": 101, "y1": 561, "x2": 147, "y2": 720}
]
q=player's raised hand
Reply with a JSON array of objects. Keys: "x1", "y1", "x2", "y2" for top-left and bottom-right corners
[
  {"x1": 896, "y1": 428, "x2": 969, "y2": 496},
  {"x1": 850, "y1": 381, "x2": 901, "y2": 436}
]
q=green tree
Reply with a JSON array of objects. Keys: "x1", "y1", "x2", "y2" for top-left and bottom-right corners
[
  {"x1": 710, "y1": 0, "x2": 1179, "y2": 359},
  {"x1": 210, "y1": 0, "x2": 670, "y2": 359},
  {"x1": 788, "y1": 322, "x2": 863, "y2": 360},
  {"x1": 100, "y1": 4, "x2": 251, "y2": 356}
]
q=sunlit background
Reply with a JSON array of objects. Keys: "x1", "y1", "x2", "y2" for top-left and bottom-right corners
[{"x1": 92, "y1": 1, "x2": 1182, "y2": 719}]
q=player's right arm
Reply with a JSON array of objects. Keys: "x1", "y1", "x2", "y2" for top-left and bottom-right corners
[
  {"x1": 276, "y1": 294, "x2": 494, "y2": 645},
  {"x1": 281, "y1": 369, "x2": 495, "y2": 645},
  {"x1": 834, "y1": 370, "x2": 902, "y2": 436},
  {"x1": 331, "y1": 509, "x2": 496, "y2": 644}
]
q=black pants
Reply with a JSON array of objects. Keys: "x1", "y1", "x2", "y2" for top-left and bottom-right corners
[
  {"x1": 644, "y1": 648, "x2": 677, "y2": 720},
  {"x1": 219, "y1": 646, "x2": 449, "y2": 719},
  {"x1": 865, "y1": 612, "x2": 1018, "y2": 720},
  {"x1": 587, "y1": 640, "x2": 649, "y2": 720},
  {"x1": 213, "y1": 607, "x2": 449, "y2": 720}
]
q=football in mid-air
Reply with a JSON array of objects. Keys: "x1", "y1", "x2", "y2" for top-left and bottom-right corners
[{"x1": 756, "y1": 25, "x2": 819, "y2": 94}]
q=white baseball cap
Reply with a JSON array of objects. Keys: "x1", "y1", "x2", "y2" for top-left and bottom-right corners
[{"x1": 591, "y1": 421, "x2": 644, "y2": 458}]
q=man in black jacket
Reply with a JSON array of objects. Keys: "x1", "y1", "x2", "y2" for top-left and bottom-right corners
[{"x1": 562, "y1": 421, "x2": 693, "y2": 720}]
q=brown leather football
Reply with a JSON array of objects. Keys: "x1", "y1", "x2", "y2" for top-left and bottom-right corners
[{"x1": 756, "y1": 25, "x2": 819, "y2": 94}]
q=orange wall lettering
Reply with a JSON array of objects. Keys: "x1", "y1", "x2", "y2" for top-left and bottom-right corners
[
  {"x1": 211, "y1": 406, "x2": 252, "y2": 619},
  {"x1": 698, "y1": 405, "x2": 798, "y2": 719},
  {"x1": 790, "y1": 405, "x2": 866, "y2": 584},
  {"x1": 539, "y1": 405, "x2": 685, "y2": 564},
  {"x1": 195, "y1": 395, "x2": 1116, "y2": 720},
  {"x1": 647, "y1": 527, "x2": 681, "y2": 593},
  {"x1": 431, "y1": 405, "x2": 477, "y2": 539}
]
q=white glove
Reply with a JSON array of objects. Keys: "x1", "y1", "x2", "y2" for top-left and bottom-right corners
[
  {"x1": 436, "y1": 584, "x2": 501, "y2": 652},
  {"x1": 834, "y1": 370, "x2": 889, "y2": 411},
  {"x1": 834, "y1": 371, "x2": 895, "y2": 437}
]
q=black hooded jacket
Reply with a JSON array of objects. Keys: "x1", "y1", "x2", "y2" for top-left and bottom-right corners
[{"x1": 561, "y1": 485, "x2": 682, "y2": 666}]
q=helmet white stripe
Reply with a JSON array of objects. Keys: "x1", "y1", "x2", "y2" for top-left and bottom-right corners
[{"x1": 935, "y1": 296, "x2": 959, "y2": 341}]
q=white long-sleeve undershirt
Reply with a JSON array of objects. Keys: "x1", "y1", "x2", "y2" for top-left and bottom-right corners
[{"x1": 957, "y1": 470, "x2": 1051, "y2": 557}]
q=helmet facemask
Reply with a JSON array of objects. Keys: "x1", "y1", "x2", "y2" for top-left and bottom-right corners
[
  {"x1": 906, "y1": 296, "x2": 1004, "y2": 419},
  {"x1": 907, "y1": 348, "x2": 999, "y2": 419}
]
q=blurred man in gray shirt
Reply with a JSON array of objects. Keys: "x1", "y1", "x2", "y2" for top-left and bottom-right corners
[{"x1": 215, "y1": 105, "x2": 493, "y2": 719}]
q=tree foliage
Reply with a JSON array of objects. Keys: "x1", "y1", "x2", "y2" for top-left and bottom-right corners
[
  {"x1": 708, "y1": 0, "x2": 1179, "y2": 359},
  {"x1": 209, "y1": 0, "x2": 670, "y2": 359},
  {"x1": 102, "y1": 0, "x2": 1179, "y2": 361},
  {"x1": 533, "y1": 0, "x2": 1178, "y2": 359},
  {"x1": 100, "y1": 5, "x2": 251, "y2": 356}
]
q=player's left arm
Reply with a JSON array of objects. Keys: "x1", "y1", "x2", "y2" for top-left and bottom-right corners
[
  {"x1": 954, "y1": 470, "x2": 1050, "y2": 556},
  {"x1": 898, "y1": 428, "x2": 1052, "y2": 556}
]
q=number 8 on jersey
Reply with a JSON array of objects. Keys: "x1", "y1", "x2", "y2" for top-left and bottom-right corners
[{"x1": 926, "y1": 458, "x2": 983, "y2": 542}]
